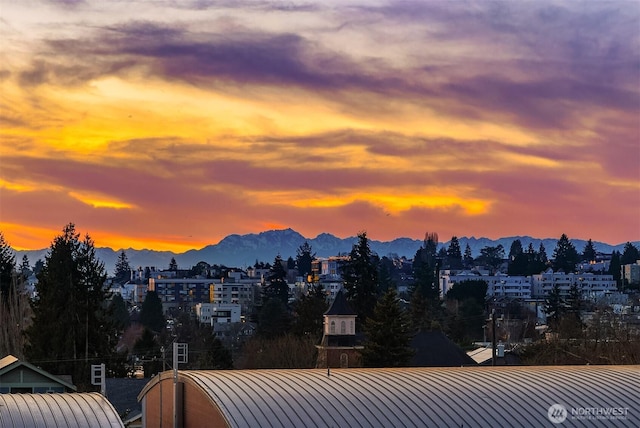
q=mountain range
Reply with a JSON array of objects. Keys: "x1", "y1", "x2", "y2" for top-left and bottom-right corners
[{"x1": 13, "y1": 228, "x2": 638, "y2": 275}]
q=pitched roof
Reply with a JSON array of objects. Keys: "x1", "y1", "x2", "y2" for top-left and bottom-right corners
[
  {"x1": 105, "y1": 378, "x2": 148, "y2": 419},
  {"x1": 409, "y1": 330, "x2": 477, "y2": 367},
  {"x1": 0, "y1": 354, "x2": 77, "y2": 392},
  {"x1": 139, "y1": 366, "x2": 640, "y2": 427},
  {"x1": 324, "y1": 290, "x2": 356, "y2": 316},
  {"x1": 0, "y1": 393, "x2": 124, "y2": 428}
]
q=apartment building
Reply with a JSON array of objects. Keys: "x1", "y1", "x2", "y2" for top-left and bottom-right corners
[
  {"x1": 621, "y1": 260, "x2": 640, "y2": 286},
  {"x1": 194, "y1": 303, "x2": 242, "y2": 325},
  {"x1": 148, "y1": 276, "x2": 258, "y2": 315},
  {"x1": 439, "y1": 271, "x2": 532, "y2": 299},
  {"x1": 531, "y1": 269, "x2": 617, "y2": 299}
]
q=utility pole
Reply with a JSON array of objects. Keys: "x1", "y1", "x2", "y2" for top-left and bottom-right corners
[
  {"x1": 491, "y1": 310, "x2": 497, "y2": 366},
  {"x1": 173, "y1": 342, "x2": 188, "y2": 428}
]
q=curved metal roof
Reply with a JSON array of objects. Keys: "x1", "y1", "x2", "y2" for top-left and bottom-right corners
[
  {"x1": 0, "y1": 392, "x2": 124, "y2": 428},
  {"x1": 140, "y1": 366, "x2": 639, "y2": 427}
]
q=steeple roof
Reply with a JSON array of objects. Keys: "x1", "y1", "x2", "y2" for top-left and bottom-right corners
[{"x1": 324, "y1": 290, "x2": 357, "y2": 316}]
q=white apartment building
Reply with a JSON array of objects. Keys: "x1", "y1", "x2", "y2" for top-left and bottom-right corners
[
  {"x1": 440, "y1": 271, "x2": 532, "y2": 299},
  {"x1": 531, "y1": 269, "x2": 617, "y2": 299},
  {"x1": 195, "y1": 303, "x2": 242, "y2": 325}
]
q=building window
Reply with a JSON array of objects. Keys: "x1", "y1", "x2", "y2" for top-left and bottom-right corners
[
  {"x1": 330, "y1": 321, "x2": 336, "y2": 334},
  {"x1": 340, "y1": 353, "x2": 349, "y2": 368},
  {"x1": 340, "y1": 321, "x2": 346, "y2": 334}
]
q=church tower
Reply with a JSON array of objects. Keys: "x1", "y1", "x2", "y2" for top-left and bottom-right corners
[{"x1": 316, "y1": 290, "x2": 363, "y2": 368}]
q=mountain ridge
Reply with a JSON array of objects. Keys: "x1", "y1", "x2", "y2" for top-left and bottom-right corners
[{"x1": 12, "y1": 229, "x2": 638, "y2": 275}]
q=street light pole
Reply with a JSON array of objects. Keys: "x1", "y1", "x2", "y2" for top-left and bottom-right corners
[{"x1": 491, "y1": 309, "x2": 497, "y2": 366}]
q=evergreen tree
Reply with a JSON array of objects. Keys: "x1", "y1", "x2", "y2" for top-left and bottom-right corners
[
  {"x1": 446, "y1": 280, "x2": 488, "y2": 303},
  {"x1": 621, "y1": 242, "x2": 640, "y2": 265},
  {"x1": 168, "y1": 257, "x2": 178, "y2": 271},
  {"x1": 412, "y1": 233, "x2": 439, "y2": 301},
  {"x1": 342, "y1": 232, "x2": 380, "y2": 323},
  {"x1": 608, "y1": 251, "x2": 622, "y2": 287},
  {"x1": 552, "y1": 234, "x2": 579, "y2": 273},
  {"x1": 377, "y1": 256, "x2": 396, "y2": 295},
  {"x1": 437, "y1": 247, "x2": 448, "y2": 261},
  {"x1": 291, "y1": 284, "x2": 328, "y2": 338},
  {"x1": 286, "y1": 256, "x2": 296, "y2": 270},
  {"x1": 140, "y1": 290, "x2": 165, "y2": 333},
  {"x1": 477, "y1": 245, "x2": 505, "y2": 273},
  {"x1": 508, "y1": 239, "x2": 528, "y2": 275},
  {"x1": 114, "y1": 250, "x2": 132, "y2": 284},
  {"x1": 361, "y1": 289, "x2": 414, "y2": 367},
  {"x1": 25, "y1": 224, "x2": 117, "y2": 390},
  {"x1": 263, "y1": 255, "x2": 289, "y2": 306},
  {"x1": 463, "y1": 244, "x2": 474, "y2": 269},
  {"x1": 0, "y1": 232, "x2": 16, "y2": 305},
  {"x1": 132, "y1": 328, "x2": 163, "y2": 377},
  {"x1": 33, "y1": 259, "x2": 44, "y2": 277},
  {"x1": 257, "y1": 297, "x2": 291, "y2": 339},
  {"x1": 538, "y1": 243, "x2": 548, "y2": 264},
  {"x1": 445, "y1": 279, "x2": 488, "y2": 343},
  {"x1": 192, "y1": 331, "x2": 233, "y2": 370},
  {"x1": 544, "y1": 283, "x2": 564, "y2": 329},
  {"x1": 109, "y1": 293, "x2": 131, "y2": 330},
  {"x1": 408, "y1": 287, "x2": 430, "y2": 332},
  {"x1": 190, "y1": 261, "x2": 211, "y2": 278},
  {"x1": 296, "y1": 241, "x2": 315, "y2": 278},
  {"x1": 446, "y1": 236, "x2": 463, "y2": 270},
  {"x1": 582, "y1": 239, "x2": 597, "y2": 263},
  {"x1": 566, "y1": 283, "x2": 582, "y2": 318}
]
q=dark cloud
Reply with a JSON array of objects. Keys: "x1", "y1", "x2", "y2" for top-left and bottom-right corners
[{"x1": 15, "y1": 1, "x2": 638, "y2": 134}]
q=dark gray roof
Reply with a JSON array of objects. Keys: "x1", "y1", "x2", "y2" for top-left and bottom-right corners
[
  {"x1": 409, "y1": 330, "x2": 477, "y2": 367},
  {"x1": 0, "y1": 393, "x2": 123, "y2": 428},
  {"x1": 324, "y1": 290, "x2": 356, "y2": 315},
  {"x1": 105, "y1": 378, "x2": 148, "y2": 419},
  {"x1": 139, "y1": 366, "x2": 640, "y2": 427}
]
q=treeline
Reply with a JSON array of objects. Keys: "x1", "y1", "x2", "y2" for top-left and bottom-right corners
[{"x1": 2, "y1": 225, "x2": 639, "y2": 384}]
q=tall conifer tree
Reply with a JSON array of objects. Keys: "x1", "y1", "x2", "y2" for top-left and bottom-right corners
[{"x1": 26, "y1": 224, "x2": 117, "y2": 389}]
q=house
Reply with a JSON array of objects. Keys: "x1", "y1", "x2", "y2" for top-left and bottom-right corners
[
  {"x1": 0, "y1": 355, "x2": 76, "y2": 393},
  {"x1": 137, "y1": 366, "x2": 639, "y2": 427},
  {"x1": 409, "y1": 330, "x2": 477, "y2": 367}
]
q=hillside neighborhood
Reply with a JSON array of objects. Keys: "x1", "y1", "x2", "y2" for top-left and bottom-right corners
[{"x1": 1, "y1": 227, "x2": 639, "y2": 426}]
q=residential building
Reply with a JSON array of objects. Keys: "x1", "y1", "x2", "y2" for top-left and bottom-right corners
[
  {"x1": 194, "y1": 303, "x2": 241, "y2": 325},
  {"x1": 311, "y1": 256, "x2": 348, "y2": 282},
  {"x1": 0, "y1": 355, "x2": 76, "y2": 393},
  {"x1": 531, "y1": 269, "x2": 617, "y2": 299},
  {"x1": 621, "y1": 260, "x2": 640, "y2": 286},
  {"x1": 148, "y1": 275, "x2": 257, "y2": 315},
  {"x1": 440, "y1": 271, "x2": 532, "y2": 299}
]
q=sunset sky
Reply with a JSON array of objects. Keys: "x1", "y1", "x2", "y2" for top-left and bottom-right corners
[{"x1": 1, "y1": 0, "x2": 639, "y2": 252}]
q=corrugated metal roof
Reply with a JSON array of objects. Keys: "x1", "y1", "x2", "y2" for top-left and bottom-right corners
[
  {"x1": 140, "y1": 366, "x2": 640, "y2": 427},
  {"x1": 0, "y1": 392, "x2": 124, "y2": 428}
]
